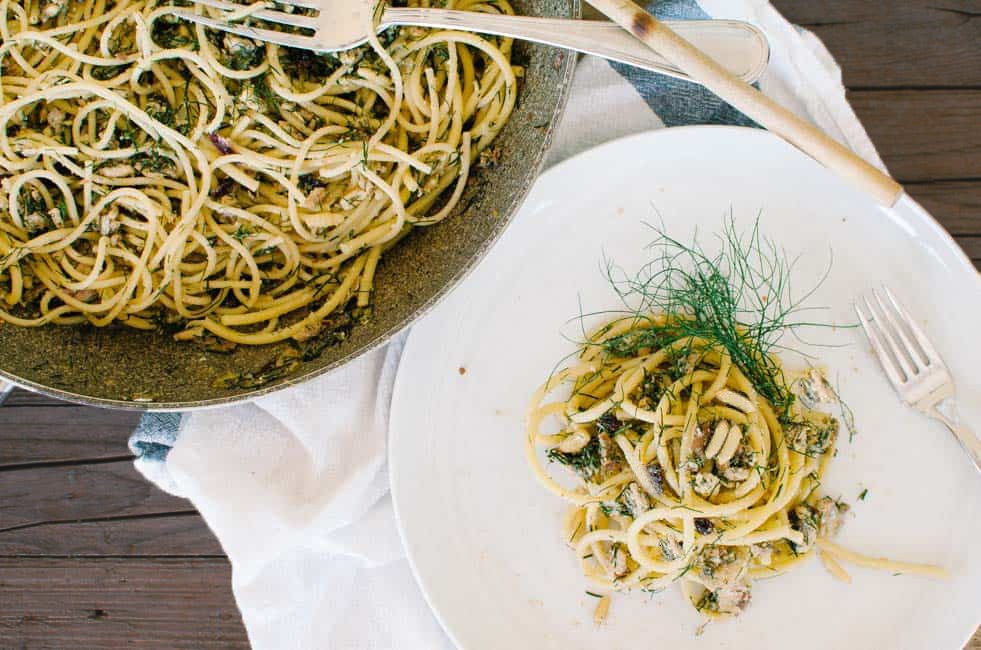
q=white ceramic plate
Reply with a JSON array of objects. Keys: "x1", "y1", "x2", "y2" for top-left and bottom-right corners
[{"x1": 389, "y1": 127, "x2": 981, "y2": 650}]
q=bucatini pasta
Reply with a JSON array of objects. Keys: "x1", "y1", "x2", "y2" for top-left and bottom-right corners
[
  {"x1": 0, "y1": 0, "x2": 517, "y2": 346},
  {"x1": 526, "y1": 313, "x2": 947, "y2": 622}
]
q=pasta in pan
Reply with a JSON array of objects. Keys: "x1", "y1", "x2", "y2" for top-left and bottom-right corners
[
  {"x1": 526, "y1": 314, "x2": 946, "y2": 622},
  {"x1": 0, "y1": 0, "x2": 517, "y2": 346}
]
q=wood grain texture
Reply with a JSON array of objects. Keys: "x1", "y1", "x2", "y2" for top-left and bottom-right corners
[
  {"x1": 907, "y1": 182, "x2": 981, "y2": 236},
  {"x1": 849, "y1": 90, "x2": 981, "y2": 183},
  {"x1": 772, "y1": 0, "x2": 981, "y2": 88},
  {"x1": 955, "y1": 236, "x2": 981, "y2": 261},
  {"x1": 0, "y1": 461, "x2": 191, "y2": 531},
  {"x1": 2, "y1": 390, "x2": 72, "y2": 407},
  {"x1": 0, "y1": 407, "x2": 140, "y2": 467},
  {"x1": 0, "y1": 558, "x2": 248, "y2": 648},
  {"x1": 0, "y1": 513, "x2": 223, "y2": 557}
]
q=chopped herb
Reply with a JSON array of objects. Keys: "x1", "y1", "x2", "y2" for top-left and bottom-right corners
[
  {"x1": 91, "y1": 64, "x2": 127, "y2": 81},
  {"x1": 280, "y1": 47, "x2": 341, "y2": 81},
  {"x1": 802, "y1": 471, "x2": 822, "y2": 501},
  {"x1": 602, "y1": 323, "x2": 677, "y2": 358},
  {"x1": 671, "y1": 504, "x2": 703, "y2": 514},
  {"x1": 223, "y1": 35, "x2": 265, "y2": 70},
  {"x1": 232, "y1": 225, "x2": 253, "y2": 241},
  {"x1": 546, "y1": 437, "x2": 601, "y2": 481},
  {"x1": 152, "y1": 19, "x2": 198, "y2": 50},
  {"x1": 251, "y1": 74, "x2": 281, "y2": 113},
  {"x1": 674, "y1": 561, "x2": 695, "y2": 581},
  {"x1": 859, "y1": 488, "x2": 869, "y2": 501}
]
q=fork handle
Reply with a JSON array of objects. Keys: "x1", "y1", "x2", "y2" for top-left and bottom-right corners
[
  {"x1": 930, "y1": 406, "x2": 981, "y2": 472},
  {"x1": 381, "y1": 10, "x2": 769, "y2": 84}
]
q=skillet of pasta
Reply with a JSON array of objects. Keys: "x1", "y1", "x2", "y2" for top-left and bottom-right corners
[{"x1": 0, "y1": 0, "x2": 517, "y2": 347}]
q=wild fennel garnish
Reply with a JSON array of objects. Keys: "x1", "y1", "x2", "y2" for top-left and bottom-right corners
[{"x1": 598, "y1": 217, "x2": 833, "y2": 417}]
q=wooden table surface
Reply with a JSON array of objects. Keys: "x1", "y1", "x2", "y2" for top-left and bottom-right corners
[{"x1": 1, "y1": 2, "x2": 979, "y2": 647}]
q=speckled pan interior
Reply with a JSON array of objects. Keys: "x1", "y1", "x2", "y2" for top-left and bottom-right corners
[{"x1": 0, "y1": 0, "x2": 580, "y2": 410}]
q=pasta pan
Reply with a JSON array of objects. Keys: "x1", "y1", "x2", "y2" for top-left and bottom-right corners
[{"x1": 0, "y1": 0, "x2": 579, "y2": 410}]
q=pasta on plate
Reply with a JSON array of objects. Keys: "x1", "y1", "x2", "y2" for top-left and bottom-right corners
[{"x1": 526, "y1": 314, "x2": 947, "y2": 623}]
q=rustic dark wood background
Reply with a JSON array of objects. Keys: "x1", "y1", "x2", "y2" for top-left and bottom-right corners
[{"x1": 1, "y1": 1, "x2": 979, "y2": 647}]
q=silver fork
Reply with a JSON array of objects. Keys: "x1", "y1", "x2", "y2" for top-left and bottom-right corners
[
  {"x1": 855, "y1": 286, "x2": 981, "y2": 471},
  {"x1": 169, "y1": 0, "x2": 770, "y2": 84}
]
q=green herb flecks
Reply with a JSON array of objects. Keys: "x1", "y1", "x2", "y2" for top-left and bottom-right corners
[
  {"x1": 546, "y1": 436, "x2": 601, "y2": 481},
  {"x1": 232, "y1": 225, "x2": 254, "y2": 241},
  {"x1": 252, "y1": 73, "x2": 281, "y2": 114}
]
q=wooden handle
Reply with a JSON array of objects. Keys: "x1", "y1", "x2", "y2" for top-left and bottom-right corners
[{"x1": 587, "y1": 0, "x2": 904, "y2": 207}]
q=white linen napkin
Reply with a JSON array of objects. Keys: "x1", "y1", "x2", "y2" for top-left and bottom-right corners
[{"x1": 130, "y1": 1, "x2": 888, "y2": 647}]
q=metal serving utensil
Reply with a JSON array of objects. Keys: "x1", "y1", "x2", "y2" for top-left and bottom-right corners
[
  {"x1": 855, "y1": 285, "x2": 981, "y2": 472},
  {"x1": 171, "y1": 0, "x2": 770, "y2": 84}
]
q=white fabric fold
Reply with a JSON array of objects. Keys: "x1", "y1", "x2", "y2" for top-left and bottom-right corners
[{"x1": 162, "y1": 339, "x2": 448, "y2": 648}]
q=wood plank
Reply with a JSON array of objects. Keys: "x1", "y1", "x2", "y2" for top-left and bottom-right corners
[
  {"x1": 0, "y1": 461, "x2": 190, "y2": 531},
  {"x1": 0, "y1": 513, "x2": 222, "y2": 557},
  {"x1": 0, "y1": 558, "x2": 248, "y2": 648},
  {"x1": 2, "y1": 388, "x2": 70, "y2": 407},
  {"x1": 907, "y1": 182, "x2": 981, "y2": 236},
  {"x1": 772, "y1": 0, "x2": 981, "y2": 88},
  {"x1": 849, "y1": 90, "x2": 981, "y2": 182},
  {"x1": 0, "y1": 407, "x2": 140, "y2": 467},
  {"x1": 955, "y1": 235, "x2": 981, "y2": 262}
]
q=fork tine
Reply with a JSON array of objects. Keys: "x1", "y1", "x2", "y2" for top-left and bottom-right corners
[
  {"x1": 872, "y1": 287, "x2": 928, "y2": 371},
  {"x1": 882, "y1": 285, "x2": 945, "y2": 368},
  {"x1": 173, "y1": 9, "x2": 317, "y2": 50},
  {"x1": 854, "y1": 301, "x2": 906, "y2": 387},
  {"x1": 864, "y1": 294, "x2": 915, "y2": 380},
  {"x1": 191, "y1": 0, "x2": 316, "y2": 29},
  {"x1": 265, "y1": 0, "x2": 323, "y2": 9}
]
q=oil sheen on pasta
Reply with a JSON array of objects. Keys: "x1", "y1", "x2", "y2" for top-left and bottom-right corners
[{"x1": 0, "y1": 0, "x2": 517, "y2": 347}]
